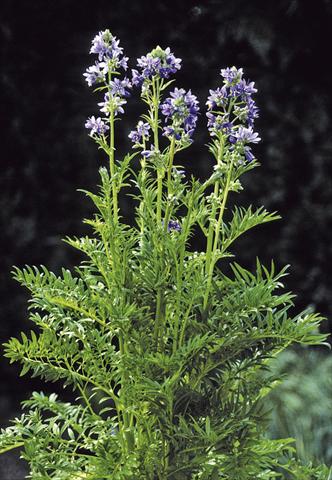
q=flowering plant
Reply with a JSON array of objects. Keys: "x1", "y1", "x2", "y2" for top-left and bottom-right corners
[{"x1": 0, "y1": 30, "x2": 329, "y2": 479}]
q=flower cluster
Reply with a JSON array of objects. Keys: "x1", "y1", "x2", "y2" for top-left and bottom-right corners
[
  {"x1": 97, "y1": 77, "x2": 132, "y2": 118},
  {"x1": 84, "y1": 31, "x2": 260, "y2": 164},
  {"x1": 84, "y1": 62, "x2": 108, "y2": 88},
  {"x1": 132, "y1": 46, "x2": 181, "y2": 87},
  {"x1": 160, "y1": 88, "x2": 200, "y2": 142},
  {"x1": 206, "y1": 66, "x2": 260, "y2": 162},
  {"x1": 167, "y1": 220, "x2": 181, "y2": 233},
  {"x1": 141, "y1": 144, "x2": 157, "y2": 159},
  {"x1": 109, "y1": 77, "x2": 132, "y2": 97},
  {"x1": 97, "y1": 93, "x2": 128, "y2": 117},
  {"x1": 85, "y1": 116, "x2": 109, "y2": 136},
  {"x1": 128, "y1": 121, "x2": 151, "y2": 145},
  {"x1": 84, "y1": 30, "x2": 132, "y2": 136},
  {"x1": 84, "y1": 30, "x2": 128, "y2": 86}
]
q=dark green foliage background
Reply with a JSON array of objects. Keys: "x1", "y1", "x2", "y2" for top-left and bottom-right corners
[{"x1": 0, "y1": 0, "x2": 331, "y2": 476}]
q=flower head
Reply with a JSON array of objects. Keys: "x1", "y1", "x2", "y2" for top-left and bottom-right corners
[
  {"x1": 244, "y1": 146, "x2": 255, "y2": 163},
  {"x1": 128, "y1": 121, "x2": 151, "y2": 145},
  {"x1": 167, "y1": 220, "x2": 181, "y2": 233},
  {"x1": 84, "y1": 30, "x2": 128, "y2": 87},
  {"x1": 247, "y1": 97, "x2": 259, "y2": 126},
  {"x1": 233, "y1": 79, "x2": 257, "y2": 98},
  {"x1": 220, "y1": 66, "x2": 243, "y2": 85},
  {"x1": 206, "y1": 87, "x2": 228, "y2": 110},
  {"x1": 83, "y1": 61, "x2": 108, "y2": 87},
  {"x1": 110, "y1": 77, "x2": 132, "y2": 97},
  {"x1": 97, "y1": 78, "x2": 132, "y2": 118},
  {"x1": 161, "y1": 88, "x2": 199, "y2": 141},
  {"x1": 206, "y1": 66, "x2": 260, "y2": 162},
  {"x1": 98, "y1": 93, "x2": 127, "y2": 116},
  {"x1": 85, "y1": 116, "x2": 109, "y2": 136},
  {"x1": 131, "y1": 69, "x2": 144, "y2": 87},
  {"x1": 133, "y1": 46, "x2": 181, "y2": 84},
  {"x1": 235, "y1": 126, "x2": 261, "y2": 144},
  {"x1": 142, "y1": 144, "x2": 157, "y2": 158},
  {"x1": 90, "y1": 30, "x2": 127, "y2": 65}
]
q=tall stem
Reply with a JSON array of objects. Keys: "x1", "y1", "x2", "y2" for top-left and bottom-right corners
[
  {"x1": 107, "y1": 66, "x2": 118, "y2": 223},
  {"x1": 109, "y1": 110, "x2": 118, "y2": 223},
  {"x1": 203, "y1": 153, "x2": 233, "y2": 310},
  {"x1": 139, "y1": 138, "x2": 147, "y2": 234},
  {"x1": 205, "y1": 136, "x2": 224, "y2": 277},
  {"x1": 172, "y1": 192, "x2": 194, "y2": 353},
  {"x1": 151, "y1": 77, "x2": 166, "y2": 352},
  {"x1": 167, "y1": 137, "x2": 176, "y2": 196},
  {"x1": 163, "y1": 137, "x2": 176, "y2": 232},
  {"x1": 205, "y1": 181, "x2": 219, "y2": 275},
  {"x1": 152, "y1": 77, "x2": 160, "y2": 152},
  {"x1": 119, "y1": 333, "x2": 134, "y2": 452},
  {"x1": 152, "y1": 78, "x2": 163, "y2": 225},
  {"x1": 153, "y1": 287, "x2": 164, "y2": 350}
]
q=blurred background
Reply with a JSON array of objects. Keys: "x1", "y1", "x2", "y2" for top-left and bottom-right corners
[{"x1": 0, "y1": 0, "x2": 331, "y2": 477}]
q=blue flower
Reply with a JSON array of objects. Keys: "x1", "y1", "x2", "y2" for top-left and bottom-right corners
[
  {"x1": 84, "y1": 30, "x2": 128, "y2": 87},
  {"x1": 167, "y1": 220, "x2": 181, "y2": 232},
  {"x1": 110, "y1": 78, "x2": 132, "y2": 98},
  {"x1": 95, "y1": 78, "x2": 131, "y2": 118},
  {"x1": 142, "y1": 145, "x2": 157, "y2": 158},
  {"x1": 133, "y1": 46, "x2": 181, "y2": 84},
  {"x1": 98, "y1": 93, "x2": 127, "y2": 116},
  {"x1": 206, "y1": 67, "x2": 260, "y2": 163},
  {"x1": 131, "y1": 69, "x2": 144, "y2": 87},
  {"x1": 90, "y1": 30, "x2": 125, "y2": 65},
  {"x1": 128, "y1": 121, "x2": 151, "y2": 145},
  {"x1": 206, "y1": 112, "x2": 232, "y2": 135},
  {"x1": 206, "y1": 85, "x2": 234, "y2": 137},
  {"x1": 85, "y1": 116, "x2": 109, "y2": 136},
  {"x1": 233, "y1": 79, "x2": 257, "y2": 98},
  {"x1": 206, "y1": 87, "x2": 228, "y2": 110},
  {"x1": 118, "y1": 56, "x2": 129, "y2": 71},
  {"x1": 137, "y1": 55, "x2": 161, "y2": 78},
  {"x1": 247, "y1": 97, "x2": 259, "y2": 126},
  {"x1": 235, "y1": 126, "x2": 261, "y2": 144},
  {"x1": 83, "y1": 61, "x2": 108, "y2": 87},
  {"x1": 220, "y1": 66, "x2": 243, "y2": 85},
  {"x1": 161, "y1": 88, "x2": 199, "y2": 141},
  {"x1": 244, "y1": 146, "x2": 255, "y2": 162}
]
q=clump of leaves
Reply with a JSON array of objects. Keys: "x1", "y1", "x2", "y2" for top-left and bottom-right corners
[
  {"x1": 266, "y1": 347, "x2": 332, "y2": 467},
  {"x1": 0, "y1": 30, "x2": 329, "y2": 479}
]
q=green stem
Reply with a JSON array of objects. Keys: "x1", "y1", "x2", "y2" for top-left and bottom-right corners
[
  {"x1": 0, "y1": 442, "x2": 24, "y2": 454},
  {"x1": 162, "y1": 138, "x2": 176, "y2": 232},
  {"x1": 205, "y1": 136, "x2": 224, "y2": 276},
  {"x1": 172, "y1": 192, "x2": 194, "y2": 353},
  {"x1": 178, "y1": 295, "x2": 195, "y2": 349},
  {"x1": 151, "y1": 77, "x2": 166, "y2": 352},
  {"x1": 139, "y1": 139, "x2": 147, "y2": 234},
  {"x1": 203, "y1": 155, "x2": 234, "y2": 310},
  {"x1": 152, "y1": 78, "x2": 163, "y2": 225},
  {"x1": 76, "y1": 382, "x2": 96, "y2": 417},
  {"x1": 109, "y1": 110, "x2": 118, "y2": 223},
  {"x1": 152, "y1": 77, "x2": 160, "y2": 151},
  {"x1": 107, "y1": 66, "x2": 118, "y2": 223},
  {"x1": 167, "y1": 137, "x2": 176, "y2": 197},
  {"x1": 205, "y1": 181, "x2": 219, "y2": 275},
  {"x1": 164, "y1": 397, "x2": 173, "y2": 475},
  {"x1": 63, "y1": 357, "x2": 97, "y2": 417},
  {"x1": 153, "y1": 288, "x2": 164, "y2": 350},
  {"x1": 157, "y1": 171, "x2": 163, "y2": 225},
  {"x1": 119, "y1": 329, "x2": 136, "y2": 452}
]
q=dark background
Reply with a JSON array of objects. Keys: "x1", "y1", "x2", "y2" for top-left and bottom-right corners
[{"x1": 0, "y1": 0, "x2": 331, "y2": 477}]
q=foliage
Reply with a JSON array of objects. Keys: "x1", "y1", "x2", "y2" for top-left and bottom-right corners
[
  {"x1": 0, "y1": 30, "x2": 329, "y2": 479},
  {"x1": 266, "y1": 347, "x2": 332, "y2": 467}
]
